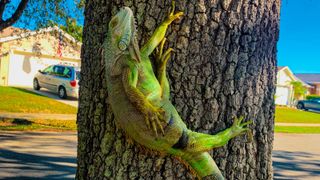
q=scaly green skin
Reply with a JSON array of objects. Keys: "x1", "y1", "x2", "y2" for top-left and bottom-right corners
[{"x1": 104, "y1": 3, "x2": 252, "y2": 179}]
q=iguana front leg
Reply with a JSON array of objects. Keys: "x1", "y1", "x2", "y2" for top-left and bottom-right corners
[
  {"x1": 122, "y1": 64, "x2": 165, "y2": 136},
  {"x1": 155, "y1": 38, "x2": 173, "y2": 100},
  {"x1": 141, "y1": 1, "x2": 183, "y2": 57}
]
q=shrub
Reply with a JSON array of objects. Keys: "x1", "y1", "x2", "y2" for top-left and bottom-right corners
[{"x1": 306, "y1": 95, "x2": 320, "y2": 100}]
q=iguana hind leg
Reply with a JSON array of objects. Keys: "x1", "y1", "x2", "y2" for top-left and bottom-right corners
[
  {"x1": 141, "y1": 1, "x2": 183, "y2": 57},
  {"x1": 122, "y1": 65, "x2": 166, "y2": 136},
  {"x1": 155, "y1": 38, "x2": 172, "y2": 100},
  {"x1": 175, "y1": 117, "x2": 252, "y2": 153}
]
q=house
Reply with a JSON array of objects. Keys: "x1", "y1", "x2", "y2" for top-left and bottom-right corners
[
  {"x1": 275, "y1": 66, "x2": 309, "y2": 106},
  {"x1": 0, "y1": 26, "x2": 81, "y2": 87},
  {"x1": 295, "y1": 74, "x2": 320, "y2": 95}
]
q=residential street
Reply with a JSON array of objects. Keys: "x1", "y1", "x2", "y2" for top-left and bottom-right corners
[
  {"x1": 0, "y1": 131, "x2": 77, "y2": 180},
  {"x1": 273, "y1": 133, "x2": 320, "y2": 180},
  {"x1": 0, "y1": 132, "x2": 319, "y2": 179}
]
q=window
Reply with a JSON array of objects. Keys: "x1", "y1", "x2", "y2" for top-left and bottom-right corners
[
  {"x1": 52, "y1": 66, "x2": 72, "y2": 78},
  {"x1": 43, "y1": 66, "x2": 53, "y2": 73},
  {"x1": 53, "y1": 66, "x2": 65, "y2": 76}
]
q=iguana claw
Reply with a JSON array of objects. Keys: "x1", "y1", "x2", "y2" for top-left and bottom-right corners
[
  {"x1": 143, "y1": 104, "x2": 166, "y2": 136},
  {"x1": 165, "y1": 1, "x2": 183, "y2": 24},
  {"x1": 230, "y1": 116, "x2": 253, "y2": 138}
]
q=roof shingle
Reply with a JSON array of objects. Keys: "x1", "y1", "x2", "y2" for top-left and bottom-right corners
[{"x1": 295, "y1": 74, "x2": 320, "y2": 83}]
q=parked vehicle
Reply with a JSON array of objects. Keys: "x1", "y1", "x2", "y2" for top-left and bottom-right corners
[
  {"x1": 296, "y1": 98, "x2": 320, "y2": 111},
  {"x1": 33, "y1": 65, "x2": 80, "y2": 99}
]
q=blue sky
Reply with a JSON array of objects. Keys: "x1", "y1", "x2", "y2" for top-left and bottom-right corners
[
  {"x1": 278, "y1": 0, "x2": 320, "y2": 73},
  {"x1": 6, "y1": 1, "x2": 319, "y2": 73},
  {"x1": 5, "y1": 0, "x2": 83, "y2": 29}
]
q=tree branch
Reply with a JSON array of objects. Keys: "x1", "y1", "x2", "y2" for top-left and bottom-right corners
[
  {"x1": 0, "y1": 0, "x2": 10, "y2": 21},
  {"x1": 0, "y1": 0, "x2": 29, "y2": 31}
]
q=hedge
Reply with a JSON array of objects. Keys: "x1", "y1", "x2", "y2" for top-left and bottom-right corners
[{"x1": 306, "y1": 95, "x2": 320, "y2": 100}]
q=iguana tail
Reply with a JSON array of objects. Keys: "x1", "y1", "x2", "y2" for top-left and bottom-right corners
[{"x1": 181, "y1": 152, "x2": 224, "y2": 179}]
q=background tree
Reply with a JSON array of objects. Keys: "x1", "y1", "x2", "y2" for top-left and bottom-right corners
[
  {"x1": 60, "y1": 18, "x2": 83, "y2": 42},
  {"x1": 0, "y1": 0, "x2": 83, "y2": 34},
  {"x1": 0, "y1": 0, "x2": 28, "y2": 30},
  {"x1": 290, "y1": 81, "x2": 307, "y2": 100},
  {"x1": 77, "y1": 0, "x2": 280, "y2": 179}
]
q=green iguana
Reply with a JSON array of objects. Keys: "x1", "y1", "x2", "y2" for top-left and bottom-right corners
[{"x1": 104, "y1": 2, "x2": 252, "y2": 179}]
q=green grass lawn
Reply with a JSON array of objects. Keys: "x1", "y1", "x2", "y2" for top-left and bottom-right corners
[
  {"x1": 0, "y1": 86, "x2": 77, "y2": 114},
  {"x1": 275, "y1": 106, "x2": 320, "y2": 124},
  {"x1": 275, "y1": 107, "x2": 320, "y2": 133},
  {"x1": 275, "y1": 126, "x2": 320, "y2": 134},
  {"x1": 0, "y1": 118, "x2": 76, "y2": 131}
]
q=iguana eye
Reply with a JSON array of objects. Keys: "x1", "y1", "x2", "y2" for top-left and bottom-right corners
[{"x1": 118, "y1": 40, "x2": 127, "y2": 51}]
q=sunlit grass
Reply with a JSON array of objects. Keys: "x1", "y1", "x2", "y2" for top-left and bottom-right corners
[
  {"x1": 0, "y1": 118, "x2": 76, "y2": 131},
  {"x1": 0, "y1": 86, "x2": 77, "y2": 114},
  {"x1": 275, "y1": 126, "x2": 320, "y2": 134},
  {"x1": 275, "y1": 106, "x2": 320, "y2": 124}
]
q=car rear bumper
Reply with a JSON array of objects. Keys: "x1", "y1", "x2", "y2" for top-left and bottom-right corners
[{"x1": 66, "y1": 88, "x2": 79, "y2": 98}]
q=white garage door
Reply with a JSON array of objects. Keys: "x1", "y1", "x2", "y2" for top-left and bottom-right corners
[
  {"x1": 7, "y1": 53, "x2": 79, "y2": 87},
  {"x1": 275, "y1": 86, "x2": 290, "y2": 105}
]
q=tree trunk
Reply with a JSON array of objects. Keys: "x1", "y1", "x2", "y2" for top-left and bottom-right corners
[{"x1": 77, "y1": 0, "x2": 280, "y2": 179}]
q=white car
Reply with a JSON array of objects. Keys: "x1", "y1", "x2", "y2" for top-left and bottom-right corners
[{"x1": 33, "y1": 65, "x2": 80, "y2": 99}]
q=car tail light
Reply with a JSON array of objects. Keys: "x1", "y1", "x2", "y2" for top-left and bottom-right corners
[{"x1": 70, "y1": 80, "x2": 76, "y2": 87}]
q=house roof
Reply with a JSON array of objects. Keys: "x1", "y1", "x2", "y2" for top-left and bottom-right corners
[
  {"x1": 0, "y1": 27, "x2": 29, "y2": 38},
  {"x1": 295, "y1": 74, "x2": 320, "y2": 84},
  {"x1": 0, "y1": 26, "x2": 81, "y2": 47},
  {"x1": 278, "y1": 66, "x2": 311, "y2": 87},
  {"x1": 277, "y1": 66, "x2": 286, "y2": 71}
]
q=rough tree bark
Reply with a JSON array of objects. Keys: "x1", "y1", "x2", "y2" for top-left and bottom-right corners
[{"x1": 77, "y1": 0, "x2": 280, "y2": 179}]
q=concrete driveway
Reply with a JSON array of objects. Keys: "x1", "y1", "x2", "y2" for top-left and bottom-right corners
[{"x1": 22, "y1": 87, "x2": 78, "y2": 108}]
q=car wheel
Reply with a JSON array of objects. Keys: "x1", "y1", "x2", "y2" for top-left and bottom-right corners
[
  {"x1": 58, "y1": 86, "x2": 67, "y2": 99},
  {"x1": 297, "y1": 103, "x2": 305, "y2": 110},
  {"x1": 33, "y1": 79, "x2": 40, "y2": 90}
]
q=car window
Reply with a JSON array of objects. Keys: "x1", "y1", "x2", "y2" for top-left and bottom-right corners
[
  {"x1": 53, "y1": 66, "x2": 73, "y2": 78},
  {"x1": 63, "y1": 67, "x2": 72, "y2": 78},
  {"x1": 43, "y1": 66, "x2": 53, "y2": 73},
  {"x1": 53, "y1": 66, "x2": 64, "y2": 76}
]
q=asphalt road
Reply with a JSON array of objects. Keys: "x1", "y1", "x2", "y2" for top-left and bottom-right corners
[
  {"x1": 0, "y1": 131, "x2": 77, "y2": 180},
  {"x1": 273, "y1": 133, "x2": 320, "y2": 180},
  {"x1": 0, "y1": 132, "x2": 319, "y2": 179}
]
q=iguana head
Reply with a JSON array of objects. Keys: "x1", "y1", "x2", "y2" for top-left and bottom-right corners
[{"x1": 108, "y1": 7, "x2": 140, "y2": 62}]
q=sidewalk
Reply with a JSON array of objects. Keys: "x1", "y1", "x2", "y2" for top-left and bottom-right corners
[
  {"x1": 275, "y1": 123, "x2": 320, "y2": 127},
  {"x1": 0, "y1": 112, "x2": 76, "y2": 120}
]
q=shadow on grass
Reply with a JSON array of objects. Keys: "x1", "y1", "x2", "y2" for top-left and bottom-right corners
[
  {"x1": 306, "y1": 109, "x2": 320, "y2": 114},
  {"x1": 11, "y1": 119, "x2": 32, "y2": 125},
  {"x1": 273, "y1": 150, "x2": 320, "y2": 179},
  {"x1": 0, "y1": 149, "x2": 76, "y2": 180}
]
